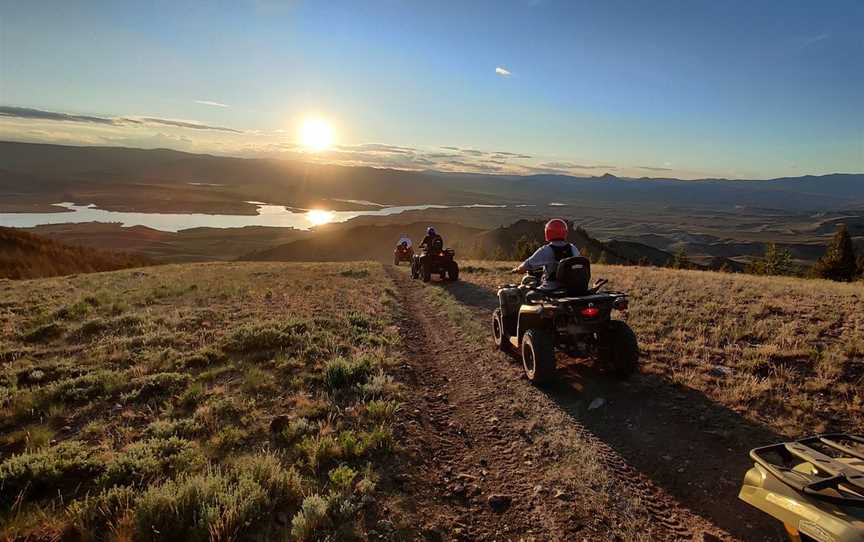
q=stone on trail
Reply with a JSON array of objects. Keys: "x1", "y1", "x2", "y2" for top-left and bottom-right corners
[
  {"x1": 487, "y1": 494, "x2": 513, "y2": 512},
  {"x1": 588, "y1": 397, "x2": 606, "y2": 410}
]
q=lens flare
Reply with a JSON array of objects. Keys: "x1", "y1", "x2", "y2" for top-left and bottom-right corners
[{"x1": 306, "y1": 209, "x2": 333, "y2": 225}]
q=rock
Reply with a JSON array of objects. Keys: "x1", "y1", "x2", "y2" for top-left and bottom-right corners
[
  {"x1": 450, "y1": 484, "x2": 466, "y2": 497},
  {"x1": 533, "y1": 484, "x2": 544, "y2": 494},
  {"x1": 588, "y1": 397, "x2": 606, "y2": 410},
  {"x1": 553, "y1": 489, "x2": 570, "y2": 501},
  {"x1": 487, "y1": 494, "x2": 512, "y2": 512},
  {"x1": 710, "y1": 365, "x2": 733, "y2": 377}
]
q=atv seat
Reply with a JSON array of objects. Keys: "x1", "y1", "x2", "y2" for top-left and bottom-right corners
[{"x1": 551, "y1": 256, "x2": 592, "y2": 296}]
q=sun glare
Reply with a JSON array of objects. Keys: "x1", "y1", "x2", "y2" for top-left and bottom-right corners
[
  {"x1": 306, "y1": 209, "x2": 333, "y2": 226},
  {"x1": 299, "y1": 118, "x2": 334, "y2": 151}
]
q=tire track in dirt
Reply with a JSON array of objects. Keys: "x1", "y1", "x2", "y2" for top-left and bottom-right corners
[{"x1": 385, "y1": 265, "x2": 733, "y2": 541}]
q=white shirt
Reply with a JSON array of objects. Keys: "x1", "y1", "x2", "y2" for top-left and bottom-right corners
[{"x1": 522, "y1": 241, "x2": 581, "y2": 288}]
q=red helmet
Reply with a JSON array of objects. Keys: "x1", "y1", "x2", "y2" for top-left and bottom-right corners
[{"x1": 544, "y1": 218, "x2": 568, "y2": 242}]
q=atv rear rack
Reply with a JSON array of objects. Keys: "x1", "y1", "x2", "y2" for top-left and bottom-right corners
[{"x1": 750, "y1": 433, "x2": 864, "y2": 507}]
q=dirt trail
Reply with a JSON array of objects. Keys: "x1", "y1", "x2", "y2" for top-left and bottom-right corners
[{"x1": 385, "y1": 266, "x2": 735, "y2": 541}]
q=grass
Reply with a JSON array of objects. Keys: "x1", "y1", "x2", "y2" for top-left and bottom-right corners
[
  {"x1": 457, "y1": 260, "x2": 864, "y2": 436},
  {"x1": 0, "y1": 262, "x2": 402, "y2": 540}
]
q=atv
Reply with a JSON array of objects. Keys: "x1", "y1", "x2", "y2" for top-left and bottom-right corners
[
  {"x1": 410, "y1": 239, "x2": 459, "y2": 282},
  {"x1": 393, "y1": 242, "x2": 413, "y2": 266},
  {"x1": 739, "y1": 433, "x2": 864, "y2": 542},
  {"x1": 492, "y1": 256, "x2": 637, "y2": 384}
]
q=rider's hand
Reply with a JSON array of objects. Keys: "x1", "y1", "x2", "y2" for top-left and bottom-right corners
[{"x1": 511, "y1": 267, "x2": 521, "y2": 274}]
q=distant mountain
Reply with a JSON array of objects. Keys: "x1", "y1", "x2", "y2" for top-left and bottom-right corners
[
  {"x1": 0, "y1": 227, "x2": 153, "y2": 279},
  {"x1": 1, "y1": 141, "x2": 863, "y2": 214}
]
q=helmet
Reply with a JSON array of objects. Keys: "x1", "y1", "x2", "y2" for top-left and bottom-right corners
[
  {"x1": 426, "y1": 226, "x2": 436, "y2": 236},
  {"x1": 544, "y1": 218, "x2": 568, "y2": 242}
]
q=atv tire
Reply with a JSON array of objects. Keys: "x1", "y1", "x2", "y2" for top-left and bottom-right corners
[
  {"x1": 492, "y1": 309, "x2": 508, "y2": 350},
  {"x1": 422, "y1": 260, "x2": 432, "y2": 282},
  {"x1": 521, "y1": 329, "x2": 555, "y2": 384},
  {"x1": 394, "y1": 255, "x2": 400, "y2": 266},
  {"x1": 448, "y1": 261, "x2": 459, "y2": 281},
  {"x1": 600, "y1": 321, "x2": 639, "y2": 379}
]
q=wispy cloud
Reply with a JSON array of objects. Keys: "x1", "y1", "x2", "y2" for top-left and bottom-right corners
[
  {"x1": 0, "y1": 106, "x2": 242, "y2": 133},
  {"x1": 636, "y1": 165, "x2": 675, "y2": 172},
  {"x1": 495, "y1": 66, "x2": 512, "y2": 77},
  {"x1": 194, "y1": 100, "x2": 229, "y2": 108}
]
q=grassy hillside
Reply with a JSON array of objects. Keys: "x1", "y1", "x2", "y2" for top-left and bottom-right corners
[
  {"x1": 460, "y1": 262, "x2": 864, "y2": 436},
  {"x1": 0, "y1": 227, "x2": 153, "y2": 279},
  {"x1": 0, "y1": 262, "x2": 403, "y2": 540}
]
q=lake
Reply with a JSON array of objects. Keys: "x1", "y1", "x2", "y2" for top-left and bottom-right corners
[{"x1": 0, "y1": 202, "x2": 515, "y2": 232}]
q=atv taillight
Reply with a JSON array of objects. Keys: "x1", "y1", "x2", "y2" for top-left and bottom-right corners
[
  {"x1": 580, "y1": 307, "x2": 600, "y2": 317},
  {"x1": 440, "y1": 252, "x2": 444, "y2": 256}
]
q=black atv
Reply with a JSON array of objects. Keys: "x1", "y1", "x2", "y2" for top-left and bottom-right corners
[
  {"x1": 411, "y1": 239, "x2": 459, "y2": 282},
  {"x1": 492, "y1": 256, "x2": 638, "y2": 384}
]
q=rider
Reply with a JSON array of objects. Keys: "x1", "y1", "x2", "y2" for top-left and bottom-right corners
[
  {"x1": 512, "y1": 218, "x2": 581, "y2": 289},
  {"x1": 419, "y1": 226, "x2": 443, "y2": 252},
  {"x1": 397, "y1": 233, "x2": 412, "y2": 249}
]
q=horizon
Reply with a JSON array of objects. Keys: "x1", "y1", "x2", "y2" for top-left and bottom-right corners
[{"x1": 1, "y1": 0, "x2": 862, "y2": 180}]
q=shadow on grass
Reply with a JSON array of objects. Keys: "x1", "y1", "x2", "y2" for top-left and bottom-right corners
[{"x1": 435, "y1": 277, "x2": 782, "y2": 541}]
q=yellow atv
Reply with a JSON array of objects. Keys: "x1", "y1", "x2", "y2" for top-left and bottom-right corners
[{"x1": 739, "y1": 433, "x2": 864, "y2": 541}]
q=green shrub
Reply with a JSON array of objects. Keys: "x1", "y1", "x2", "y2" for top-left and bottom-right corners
[
  {"x1": 67, "y1": 486, "x2": 136, "y2": 542},
  {"x1": 295, "y1": 435, "x2": 340, "y2": 472},
  {"x1": 278, "y1": 417, "x2": 314, "y2": 445},
  {"x1": 21, "y1": 322, "x2": 65, "y2": 343},
  {"x1": 0, "y1": 441, "x2": 104, "y2": 507},
  {"x1": 223, "y1": 324, "x2": 295, "y2": 353},
  {"x1": 365, "y1": 399, "x2": 401, "y2": 422},
  {"x1": 328, "y1": 465, "x2": 357, "y2": 493},
  {"x1": 43, "y1": 370, "x2": 126, "y2": 406},
  {"x1": 99, "y1": 437, "x2": 206, "y2": 488},
  {"x1": 145, "y1": 418, "x2": 203, "y2": 439},
  {"x1": 290, "y1": 493, "x2": 330, "y2": 540},
  {"x1": 323, "y1": 356, "x2": 375, "y2": 391},
  {"x1": 358, "y1": 370, "x2": 395, "y2": 398},
  {"x1": 124, "y1": 372, "x2": 191, "y2": 403},
  {"x1": 179, "y1": 347, "x2": 225, "y2": 369}
]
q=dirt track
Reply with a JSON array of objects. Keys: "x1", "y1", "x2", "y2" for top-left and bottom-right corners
[{"x1": 384, "y1": 266, "x2": 762, "y2": 541}]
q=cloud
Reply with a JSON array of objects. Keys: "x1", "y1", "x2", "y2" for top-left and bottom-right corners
[
  {"x1": 495, "y1": 66, "x2": 512, "y2": 77},
  {"x1": 540, "y1": 161, "x2": 616, "y2": 170},
  {"x1": 336, "y1": 143, "x2": 416, "y2": 155},
  {"x1": 0, "y1": 106, "x2": 116, "y2": 125},
  {"x1": 636, "y1": 165, "x2": 675, "y2": 172},
  {"x1": 194, "y1": 100, "x2": 229, "y2": 108},
  {"x1": 0, "y1": 106, "x2": 242, "y2": 133}
]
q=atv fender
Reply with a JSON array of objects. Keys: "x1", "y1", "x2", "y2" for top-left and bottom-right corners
[{"x1": 516, "y1": 304, "x2": 553, "y2": 342}]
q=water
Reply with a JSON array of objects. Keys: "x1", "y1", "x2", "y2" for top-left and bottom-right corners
[{"x1": 0, "y1": 202, "x2": 506, "y2": 232}]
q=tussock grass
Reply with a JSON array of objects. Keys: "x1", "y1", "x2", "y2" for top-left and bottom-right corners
[{"x1": 0, "y1": 262, "x2": 401, "y2": 540}]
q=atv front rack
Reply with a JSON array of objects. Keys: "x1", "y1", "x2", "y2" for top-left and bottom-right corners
[{"x1": 751, "y1": 433, "x2": 864, "y2": 507}]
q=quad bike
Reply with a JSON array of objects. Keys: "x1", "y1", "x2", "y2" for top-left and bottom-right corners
[
  {"x1": 410, "y1": 240, "x2": 459, "y2": 282},
  {"x1": 492, "y1": 256, "x2": 637, "y2": 384},
  {"x1": 393, "y1": 242, "x2": 413, "y2": 266},
  {"x1": 739, "y1": 433, "x2": 864, "y2": 541}
]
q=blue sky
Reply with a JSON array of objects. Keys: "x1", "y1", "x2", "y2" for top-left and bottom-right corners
[{"x1": 0, "y1": 0, "x2": 861, "y2": 179}]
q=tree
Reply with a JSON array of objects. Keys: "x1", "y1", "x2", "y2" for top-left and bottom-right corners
[
  {"x1": 512, "y1": 235, "x2": 543, "y2": 261},
  {"x1": 812, "y1": 224, "x2": 858, "y2": 281},
  {"x1": 748, "y1": 243, "x2": 793, "y2": 276},
  {"x1": 671, "y1": 247, "x2": 691, "y2": 269}
]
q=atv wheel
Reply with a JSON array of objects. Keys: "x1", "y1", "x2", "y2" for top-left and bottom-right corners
[
  {"x1": 448, "y1": 262, "x2": 459, "y2": 281},
  {"x1": 422, "y1": 260, "x2": 432, "y2": 282},
  {"x1": 492, "y1": 309, "x2": 508, "y2": 350},
  {"x1": 599, "y1": 321, "x2": 639, "y2": 379},
  {"x1": 521, "y1": 329, "x2": 555, "y2": 384},
  {"x1": 394, "y1": 255, "x2": 399, "y2": 266}
]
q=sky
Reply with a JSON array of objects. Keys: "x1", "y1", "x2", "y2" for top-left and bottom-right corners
[{"x1": 0, "y1": 0, "x2": 862, "y2": 179}]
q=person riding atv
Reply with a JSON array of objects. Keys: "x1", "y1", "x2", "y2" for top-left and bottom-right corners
[
  {"x1": 393, "y1": 234, "x2": 413, "y2": 265},
  {"x1": 511, "y1": 218, "x2": 582, "y2": 288},
  {"x1": 411, "y1": 226, "x2": 459, "y2": 281},
  {"x1": 494, "y1": 218, "x2": 637, "y2": 383}
]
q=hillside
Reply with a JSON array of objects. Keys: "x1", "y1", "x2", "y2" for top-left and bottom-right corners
[
  {"x1": 0, "y1": 227, "x2": 153, "y2": 279},
  {"x1": 242, "y1": 222, "x2": 485, "y2": 262}
]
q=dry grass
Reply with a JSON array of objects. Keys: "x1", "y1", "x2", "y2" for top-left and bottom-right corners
[
  {"x1": 0, "y1": 262, "x2": 401, "y2": 540},
  {"x1": 460, "y1": 261, "x2": 864, "y2": 436}
]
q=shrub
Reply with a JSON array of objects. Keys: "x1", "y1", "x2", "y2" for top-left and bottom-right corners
[
  {"x1": 179, "y1": 347, "x2": 225, "y2": 369},
  {"x1": 323, "y1": 356, "x2": 375, "y2": 392},
  {"x1": 145, "y1": 418, "x2": 203, "y2": 439},
  {"x1": 124, "y1": 372, "x2": 191, "y2": 403},
  {"x1": 358, "y1": 370, "x2": 395, "y2": 398},
  {"x1": 365, "y1": 399, "x2": 401, "y2": 422},
  {"x1": 44, "y1": 370, "x2": 126, "y2": 406},
  {"x1": 223, "y1": 324, "x2": 295, "y2": 353},
  {"x1": 278, "y1": 417, "x2": 314, "y2": 445},
  {"x1": 67, "y1": 486, "x2": 137, "y2": 542},
  {"x1": 99, "y1": 437, "x2": 206, "y2": 488},
  {"x1": 21, "y1": 322, "x2": 64, "y2": 343},
  {"x1": 0, "y1": 441, "x2": 104, "y2": 507},
  {"x1": 290, "y1": 493, "x2": 330, "y2": 540}
]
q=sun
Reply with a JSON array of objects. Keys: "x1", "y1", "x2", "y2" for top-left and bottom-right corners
[
  {"x1": 299, "y1": 118, "x2": 334, "y2": 151},
  {"x1": 306, "y1": 209, "x2": 333, "y2": 226}
]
